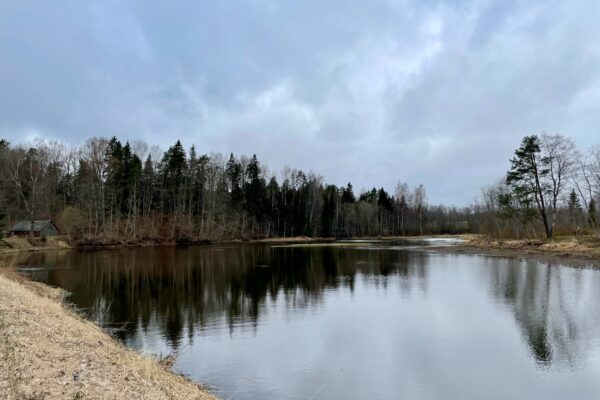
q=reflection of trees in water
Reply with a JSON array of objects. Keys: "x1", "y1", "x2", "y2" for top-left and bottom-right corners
[
  {"x1": 487, "y1": 258, "x2": 600, "y2": 368},
  {"x1": 19, "y1": 249, "x2": 600, "y2": 365},
  {"x1": 20, "y1": 246, "x2": 428, "y2": 347}
]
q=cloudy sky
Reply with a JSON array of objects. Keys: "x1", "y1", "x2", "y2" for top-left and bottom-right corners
[{"x1": 1, "y1": 0, "x2": 599, "y2": 204}]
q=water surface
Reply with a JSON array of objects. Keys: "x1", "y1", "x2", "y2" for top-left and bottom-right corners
[{"x1": 11, "y1": 240, "x2": 600, "y2": 399}]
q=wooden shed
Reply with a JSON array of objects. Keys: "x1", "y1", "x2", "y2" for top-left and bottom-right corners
[{"x1": 9, "y1": 220, "x2": 59, "y2": 237}]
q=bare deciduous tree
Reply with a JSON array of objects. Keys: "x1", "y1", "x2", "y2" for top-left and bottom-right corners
[
  {"x1": 6, "y1": 144, "x2": 50, "y2": 236},
  {"x1": 540, "y1": 133, "x2": 577, "y2": 236}
]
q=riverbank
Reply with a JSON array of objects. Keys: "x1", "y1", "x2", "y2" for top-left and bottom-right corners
[
  {"x1": 0, "y1": 236, "x2": 72, "y2": 254},
  {"x1": 0, "y1": 269, "x2": 217, "y2": 400},
  {"x1": 433, "y1": 235, "x2": 600, "y2": 266},
  {"x1": 0, "y1": 235, "x2": 330, "y2": 254},
  {"x1": 4, "y1": 233, "x2": 600, "y2": 265}
]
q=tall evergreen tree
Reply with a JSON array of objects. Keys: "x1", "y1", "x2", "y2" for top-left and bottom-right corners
[
  {"x1": 589, "y1": 198, "x2": 597, "y2": 229},
  {"x1": 506, "y1": 135, "x2": 554, "y2": 238},
  {"x1": 158, "y1": 141, "x2": 188, "y2": 238},
  {"x1": 341, "y1": 183, "x2": 356, "y2": 204},
  {"x1": 141, "y1": 155, "x2": 155, "y2": 217},
  {"x1": 244, "y1": 155, "x2": 266, "y2": 223},
  {"x1": 377, "y1": 188, "x2": 393, "y2": 212},
  {"x1": 226, "y1": 153, "x2": 243, "y2": 209},
  {"x1": 359, "y1": 188, "x2": 378, "y2": 203},
  {"x1": 266, "y1": 176, "x2": 280, "y2": 236},
  {"x1": 321, "y1": 185, "x2": 338, "y2": 237},
  {"x1": 567, "y1": 189, "x2": 582, "y2": 233}
]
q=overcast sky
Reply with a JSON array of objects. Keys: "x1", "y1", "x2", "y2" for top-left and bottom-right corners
[{"x1": 1, "y1": 0, "x2": 599, "y2": 205}]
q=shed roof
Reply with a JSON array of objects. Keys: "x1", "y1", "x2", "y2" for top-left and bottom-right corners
[{"x1": 10, "y1": 220, "x2": 57, "y2": 232}]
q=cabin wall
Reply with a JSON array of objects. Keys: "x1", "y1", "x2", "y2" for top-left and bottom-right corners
[{"x1": 42, "y1": 226, "x2": 58, "y2": 236}]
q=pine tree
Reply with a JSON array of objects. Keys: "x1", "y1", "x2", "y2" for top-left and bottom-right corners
[
  {"x1": 341, "y1": 183, "x2": 356, "y2": 204},
  {"x1": 266, "y1": 177, "x2": 280, "y2": 236},
  {"x1": 160, "y1": 140, "x2": 187, "y2": 213},
  {"x1": 321, "y1": 185, "x2": 338, "y2": 237},
  {"x1": 506, "y1": 135, "x2": 553, "y2": 238},
  {"x1": 359, "y1": 188, "x2": 378, "y2": 203},
  {"x1": 244, "y1": 155, "x2": 266, "y2": 223},
  {"x1": 567, "y1": 189, "x2": 582, "y2": 233},
  {"x1": 141, "y1": 155, "x2": 155, "y2": 218},
  {"x1": 377, "y1": 188, "x2": 393, "y2": 212},
  {"x1": 156, "y1": 141, "x2": 189, "y2": 239},
  {"x1": 589, "y1": 198, "x2": 597, "y2": 229},
  {"x1": 226, "y1": 153, "x2": 243, "y2": 209},
  {"x1": 105, "y1": 137, "x2": 124, "y2": 229}
]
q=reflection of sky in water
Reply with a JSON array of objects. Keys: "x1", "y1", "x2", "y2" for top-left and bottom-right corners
[{"x1": 10, "y1": 244, "x2": 600, "y2": 400}]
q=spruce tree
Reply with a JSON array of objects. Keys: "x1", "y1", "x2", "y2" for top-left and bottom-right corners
[
  {"x1": 589, "y1": 199, "x2": 597, "y2": 229},
  {"x1": 567, "y1": 189, "x2": 581, "y2": 233},
  {"x1": 341, "y1": 183, "x2": 356, "y2": 204},
  {"x1": 377, "y1": 188, "x2": 393, "y2": 212},
  {"x1": 244, "y1": 155, "x2": 266, "y2": 222},
  {"x1": 226, "y1": 153, "x2": 243, "y2": 208},
  {"x1": 321, "y1": 185, "x2": 338, "y2": 237}
]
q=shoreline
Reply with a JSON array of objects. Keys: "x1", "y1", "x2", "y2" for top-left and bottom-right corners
[
  {"x1": 3, "y1": 233, "x2": 600, "y2": 266},
  {"x1": 0, "y1": 268, "x2": 218, "y2": 400},
  {"x1": 2, "y1": 235, "x2": 600, "y2": 398},
  {"x1": 429, "y1": 236, "x2": 600, "y2": 267},
  {"x1": 0, "y1": 233, "x2": 467, "y2": 255},
  {"x1": 0, "y1": 235, "x2": 331, "y2": 255}
]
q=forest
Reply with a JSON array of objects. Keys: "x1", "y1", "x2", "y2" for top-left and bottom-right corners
[{"x1": 0, "y1": 133, "x2": 598, "y2": 242}]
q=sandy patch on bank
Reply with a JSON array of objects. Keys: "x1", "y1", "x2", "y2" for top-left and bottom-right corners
[{"x1": 0, "y1": 271, "x2": 217, "y2": 400}]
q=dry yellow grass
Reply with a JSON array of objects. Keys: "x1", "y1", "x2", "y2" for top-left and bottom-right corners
[
  {"x1": 0, "y1": 270, "x2": 218, "y2": 400},
  {"x1": 0, "y1": 236, "x2": 71, "y2": 254},
  {"x1": 447, "y1": 235, "x2": 600, "y2": 263}
]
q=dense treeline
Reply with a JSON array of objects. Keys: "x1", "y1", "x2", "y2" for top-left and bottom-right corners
[
  {"x1": 0, "y1": 137, "x2": 473, "y2": 241},
  {"x1": 2, "y1": 133, "x2": 597, "y2": 242}
]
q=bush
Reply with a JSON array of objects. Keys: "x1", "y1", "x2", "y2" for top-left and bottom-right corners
[{"x1": 57, "y1": 207, "x2": 85, "y2": 237}]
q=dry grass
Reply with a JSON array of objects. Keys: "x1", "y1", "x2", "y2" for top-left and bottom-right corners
[
  {"x1": 249, "y1": 236, "x2": 319, "y2": 244},
  {"x1": 442, "y1": 235, "x2": 600, "y2": 265},
  {"x1": 0, "y1": 270, "x2": 218, "y2": 400},
  {"x1": 0, "y1": 236, "x2": 71, "y2": 254}
]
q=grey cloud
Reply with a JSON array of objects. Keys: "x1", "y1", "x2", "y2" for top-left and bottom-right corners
[{"x1": 1, "y1": 0, "x2": 600, "y2": 205}]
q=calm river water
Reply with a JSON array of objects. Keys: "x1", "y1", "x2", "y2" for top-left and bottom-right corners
[{"x1": 11, "y1": 240, "x2": 600, "y2": 399}]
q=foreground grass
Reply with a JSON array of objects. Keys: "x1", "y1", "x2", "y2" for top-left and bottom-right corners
[{"x1": 0, "y1": 271, "x2": 217, "y2": 400}]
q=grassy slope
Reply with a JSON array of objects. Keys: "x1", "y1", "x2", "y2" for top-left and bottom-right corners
[{"x1": 0, "y1": 271, "x2": 217, "y2": 400}]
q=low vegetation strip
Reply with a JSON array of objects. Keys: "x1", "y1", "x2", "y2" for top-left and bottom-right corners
[
  {"x1": 0, "y1": 236, "x2": 71, "y2": 254},
  {"x1": 432, "y1": 235, "x2": 600, "y2": 266},
  {"x1": 0, "y1": 271, "x2": 217, "y2": 400}
]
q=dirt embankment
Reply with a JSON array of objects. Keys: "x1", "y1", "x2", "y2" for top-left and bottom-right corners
[
  {"x1": 0, "y1": 236, "x2": 71, "y2": 254},
  {"x1": 435, "y1": 235, "x2": 600, "y2": 266},
  {"x1": 0, "y1": 270, "x2": 217, "y2": 400}
]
